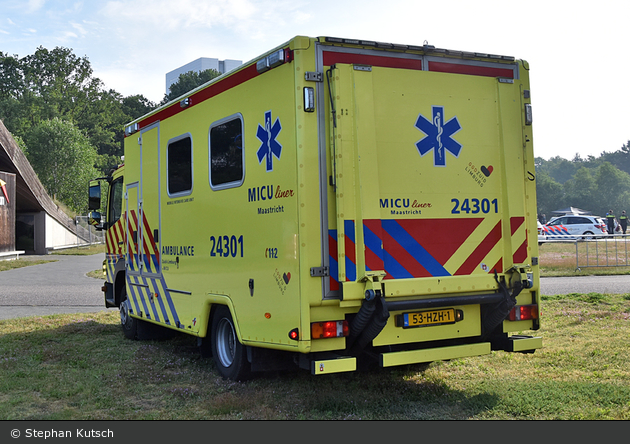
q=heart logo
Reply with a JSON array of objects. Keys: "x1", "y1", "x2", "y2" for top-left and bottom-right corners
[
  {"x1": 481, "y1": 165, "x2": 494, "y2": 177},
  {"x1": 283, "y1": 272, "x2": 291, "y2": 284}
]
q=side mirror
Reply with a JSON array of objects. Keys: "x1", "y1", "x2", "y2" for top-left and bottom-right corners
[
  {"x1": 88, "y1": 211, "x2": 103, "y2": 231},
  {"x1": 88, "y1": 181, "x2": 101, "y2": 211}
]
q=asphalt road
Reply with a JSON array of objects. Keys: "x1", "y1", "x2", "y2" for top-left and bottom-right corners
[
  {"x1": 0, "y1": 254, "x2": 117, "y2": 320},
  {"x1": 538, "y1": 274, "x2": 630, "y2": 296},
  {"x1": 1, "y1": 255, "x2": 629, "y2": 321}
]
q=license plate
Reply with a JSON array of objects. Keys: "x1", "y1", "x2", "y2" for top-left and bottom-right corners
[{"x1": 400, "y1": 308, "x2": 456, "y2": 328}]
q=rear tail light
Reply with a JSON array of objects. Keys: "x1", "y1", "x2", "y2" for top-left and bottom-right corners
[
  {"x1": 311, "y1": 320, "x2": 349, "y2": 339},
  {"x1": 508, "y1": 305, "x2": 539, "y2": 321}
]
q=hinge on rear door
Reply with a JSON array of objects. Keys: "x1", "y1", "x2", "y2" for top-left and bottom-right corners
[
  {"x1": 310, "y1": 266, "x2": 329, "y2": 277},
  {"x1": 305, "y1": 72, "x2": 323, "y2": 82}
]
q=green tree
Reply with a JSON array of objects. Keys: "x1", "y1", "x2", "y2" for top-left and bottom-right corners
[
  {"x1": 0, "y1": 46, "x2": 158, "y2": 178},
  {"x1": 122, "y1": 94, "x2": 157, "y2": 120},
  {"x1": 535, "y1": 170, "x2": 564, "y2": 218},
  {"x1": 563, "y1": 167, "x2": 597, "y2": 213},
  {"x1": 593, "y1": 162, "x2": 630, "y2": 217},
  {"x1": 536, "y1": 156, "x2": 579, "y2": 184},
  {"x1": 25, "y1": 118, "x2": 99, "y2": 212},
  {"x1": 161, "y1": 68, "x2": 221, "y2": 105}
]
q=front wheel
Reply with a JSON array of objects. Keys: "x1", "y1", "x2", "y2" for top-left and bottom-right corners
[
  {"x1": 120, "y1": 287, "x2": 138, "y2": 340},
  {"x1": 210, "y1": 306, "x2": 251, "y2": 381}
]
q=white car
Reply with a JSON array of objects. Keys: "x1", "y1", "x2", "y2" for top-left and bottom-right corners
[{"x1": 541, "y1": 215, "x2": 608, "y2": 240}]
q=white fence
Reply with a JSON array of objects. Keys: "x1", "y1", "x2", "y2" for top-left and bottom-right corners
[
  {"x1": 74, "y1": 215, "x2": 105, "y2": 247},
  {"x1": 540, "y1": 234, "x2": 630, "y2": 271}
]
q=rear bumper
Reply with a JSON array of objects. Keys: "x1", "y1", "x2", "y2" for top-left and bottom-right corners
[
  {"x1": 380, "y1": 342, "x2": 491, "y2": 367},
  {"x1": 491, "y1": 334, "x2": 542, "y2": 353}
]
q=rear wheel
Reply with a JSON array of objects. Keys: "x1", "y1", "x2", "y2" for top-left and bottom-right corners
[
  {"x1": 582, "y1": 231, "x2": 594, "y2": 240},
  {"x1": 210, "y1": 306, "x2": 251, "y2": 381}
]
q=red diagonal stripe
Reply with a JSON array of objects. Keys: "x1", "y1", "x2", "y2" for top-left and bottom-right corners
[
  {"x1": 128, "y1": 210, "x2": 139, "y2": 268},
  {"x1": 141, "y1": 214, "x2": 160, "y2": 265},
  {"x1": 490, "y1": 258, "x2": 503, "y2": 274},
  {"x1": 455, "y1": 221, "x2": 502, "y2": 276},
  {"x1": 381, "y1": 226, "x2": 431, "y2": 278},
  {"x1": 113, "y1": 219, "x2": 123, "y2": 255},
  {"x1": 329, "y1": 232, "x2": 339, "y2": 291},
  {"x1": 511, "y1": 216, "x2": 524, "y2": 235},
  {"x1": 106, "y1": 229, "x2": 114, "y2": 253},
  {"x1": 344, "y1": 235, "x2": 356, "y2": 269},
  {"x1": 513, "y1": 240, "x2": 528, "y2": 264},
  {"x1": 363, "y1": 219, "x2": 384, "y2": 271}
]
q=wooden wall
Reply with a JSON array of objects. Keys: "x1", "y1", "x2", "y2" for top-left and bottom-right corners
[{"x1": 0, "y1": 172, "x2": 16, "y2": 252}]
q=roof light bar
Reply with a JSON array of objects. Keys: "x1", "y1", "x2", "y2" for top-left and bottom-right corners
[
  {"x1": 256, "y1": 57, "x2": 270, "y2": 73},
  {"x1": 125, "y1": 123, "x2": 139, "y2": 136},
  {"x1": 256, "y1": 49, "x2": 291, "y2": 74}
]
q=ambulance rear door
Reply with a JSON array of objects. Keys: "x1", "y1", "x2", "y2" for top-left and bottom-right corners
[{"x1": 318, "y1": 44, "x2": 532, "y2": 302}]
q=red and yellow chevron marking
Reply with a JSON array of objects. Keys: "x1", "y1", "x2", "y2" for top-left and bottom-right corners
[
  {"x1": 105, "y1": 214, "x2": 126, "y2": 283},
  {"x1": 510, "y1": 216, "x2": 529, "y2": 265},
  {"x1": 331, "y1": 216, "x2": 531, "y2": 282},
  {"x1": 125, "y1": 209, "x2": 160, "y2": 273}
]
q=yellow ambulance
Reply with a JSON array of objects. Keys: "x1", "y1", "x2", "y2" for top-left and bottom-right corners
[{"x1": 89, "y1": 35, "x2": 541, "y2": 380}]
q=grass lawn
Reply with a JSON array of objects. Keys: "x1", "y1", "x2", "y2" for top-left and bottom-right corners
[{"x1": 0, "y1": 291, "x2": 628, "y2": 420}]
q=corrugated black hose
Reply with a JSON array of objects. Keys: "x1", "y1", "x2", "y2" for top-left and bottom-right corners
[{"x1": 481, "y1": 271, "x2": 522, "y2": 340}]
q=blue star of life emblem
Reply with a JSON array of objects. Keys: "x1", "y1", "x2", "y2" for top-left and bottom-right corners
[
  {"x1": 256, "y1": 110, "x2": 282, "y2": 172},
  {"x1": 415, "y1": 106, "x2": 462, "y2": 167}
]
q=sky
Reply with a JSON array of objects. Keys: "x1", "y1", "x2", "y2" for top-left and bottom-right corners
[{"x1": 0, "y1": 0, "x2": 629, "y2": 161}]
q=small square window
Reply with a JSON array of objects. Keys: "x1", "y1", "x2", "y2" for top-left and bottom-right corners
[
  {"x1": 210, "y1": 114, "x2": 244, "y2": 190},
  {"x1": 167, "y1": 135, "x2": 192, "y2": 196}
]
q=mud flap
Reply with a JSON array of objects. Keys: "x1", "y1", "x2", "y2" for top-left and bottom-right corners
[
  {"x1": 481, "y1": 271, "x2": 522, "y2": 340},
  {"x1": 103, "y1": 281, "x2": 116, "y2": 308}
]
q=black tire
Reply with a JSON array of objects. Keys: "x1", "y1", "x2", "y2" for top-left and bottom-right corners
[
  {"x1": 582, "y1": 231, "x2": 594, "y2": 240},
  {"x1": 120, "y1": 287, "x2": 138, "y2": 340},
  {"x1": 210, "y1": 306, "x2": 251, "y2": 381}
]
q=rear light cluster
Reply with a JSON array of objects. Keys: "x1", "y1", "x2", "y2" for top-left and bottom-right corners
[
  {"x1": 311, "y1": 320, "x2": 349, "y2": 339},
  {"x1": 508, "y1": 304, "x2": 539, "y2": 321}
]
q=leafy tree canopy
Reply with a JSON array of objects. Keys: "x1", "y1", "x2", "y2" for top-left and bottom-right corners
[
  {"x1": 161, "y1": 68, "x2": 221, "y2": 105},
  {"x1": 0, "y1": 46, "x2": 158, "y2": 213},
  {"x1": 0, "y1": 46, "x2": 157, "y2": 174},
  {"x1": 25, "y1": 118, "x2": 99, "y2": 212}
]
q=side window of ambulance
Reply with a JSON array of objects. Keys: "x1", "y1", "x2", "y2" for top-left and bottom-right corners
[
  {"x1": 209, "y1": 114, "x2": 244, "y2": 190},
  {"x1": 108, "y1": 177, "x2": 123, "y2": 225},
  {"x1": 167, "y1": 135, "x2": 193, "y2": 196}
]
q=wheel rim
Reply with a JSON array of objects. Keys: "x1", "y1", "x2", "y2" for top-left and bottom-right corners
[
  {"x1": 120, "y1": 299, "x2": 131, "y2": 329},
  {"x1": 216, "y1": 317, "x2": 236, "y2": 368}
]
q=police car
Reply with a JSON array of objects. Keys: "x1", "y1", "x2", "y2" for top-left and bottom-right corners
[{"x1": 541, "y1": 215, "x2": 608, "y2": 240}]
